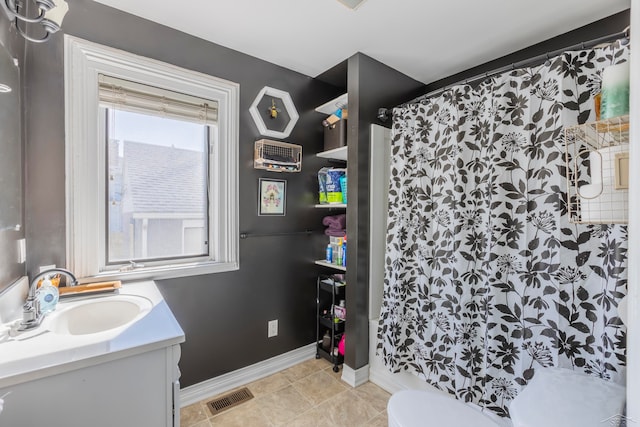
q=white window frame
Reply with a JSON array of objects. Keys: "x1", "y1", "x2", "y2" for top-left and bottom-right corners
[
  {"x1": 65, "y1": 36, "x2": 239, "y2": 281},
  {"x1": 181, "y1": 219, "x2": 206, "y2": 254}
]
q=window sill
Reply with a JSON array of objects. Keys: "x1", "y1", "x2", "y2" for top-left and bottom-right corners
[{"x1": 82, "y1": 261, "x2": 239, "y2": 283}]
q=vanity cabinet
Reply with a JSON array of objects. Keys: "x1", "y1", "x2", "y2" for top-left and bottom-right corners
[
  {"x1": 0, "y1": 281, "x2": 184, "y2": 427},
  {"x1": 0, "y1": 344, "x2": 181, "y2": 427}
]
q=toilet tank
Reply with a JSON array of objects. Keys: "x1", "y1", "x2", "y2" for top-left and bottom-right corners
[{"x1": 510, "y1": 368, "x2": 626, "y2": 427}]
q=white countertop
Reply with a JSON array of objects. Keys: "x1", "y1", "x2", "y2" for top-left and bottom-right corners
[{"x1": 0, "y1": 280, "x2": 184, "y2": 388}]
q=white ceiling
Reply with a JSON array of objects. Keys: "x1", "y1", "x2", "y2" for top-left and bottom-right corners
[{"x1": 93, "y1": 0, "x2": 629, "y2": 85}]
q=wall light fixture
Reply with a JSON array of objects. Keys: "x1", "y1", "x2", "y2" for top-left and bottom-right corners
[{"x1": 0, "y1": 0, "x2": 68, "y2": 43}]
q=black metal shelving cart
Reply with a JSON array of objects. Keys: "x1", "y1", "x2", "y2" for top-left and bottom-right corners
[{"x1": 315, "y1": 274, "x2": 346, "y2": 372}]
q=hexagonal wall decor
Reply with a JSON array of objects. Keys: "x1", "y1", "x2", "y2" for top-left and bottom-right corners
[{"x1": 249, "y1": 86, "x2": 299, "y2": 139}]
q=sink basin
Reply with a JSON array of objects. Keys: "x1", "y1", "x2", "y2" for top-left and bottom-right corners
[{"x1": 48, "y1": 295, "x2": 153, "y2": 335}]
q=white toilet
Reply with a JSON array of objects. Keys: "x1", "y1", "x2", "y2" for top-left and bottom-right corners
[{"x1": 387, "y1": 368, "x2": 626, "y2": 427}]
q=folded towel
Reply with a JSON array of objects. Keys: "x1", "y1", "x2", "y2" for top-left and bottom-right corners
[
  {"x1": 324, "y1": 228, "x2": 346, "y2": 237},
  {"x1": 322, "y1": 214, "x2": 346, "y2": 230}
]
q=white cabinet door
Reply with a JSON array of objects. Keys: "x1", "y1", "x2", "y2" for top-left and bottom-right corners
[{"x1": 0, "y1": 346, "x2": 180, "y2": 427}]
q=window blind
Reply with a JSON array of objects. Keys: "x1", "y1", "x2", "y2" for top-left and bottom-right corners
[{"x1": 98, "y1": 74, "x2": 218, "y2": 125}]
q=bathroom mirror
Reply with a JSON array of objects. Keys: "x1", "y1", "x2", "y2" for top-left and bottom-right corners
[{"x1": 0, "y1": 44, "x2": 21, "y2": 231}]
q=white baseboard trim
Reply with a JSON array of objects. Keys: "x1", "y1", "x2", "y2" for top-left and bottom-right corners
[
  {"x1": 180, "y1": 343, "x2": 316, "y2": 407},
  {"x1": 368, "y1": 365, "x2": 408, "y2": 394},
  {"x1": 341, "y1": 364, "x2": 370, "y2": 387}
]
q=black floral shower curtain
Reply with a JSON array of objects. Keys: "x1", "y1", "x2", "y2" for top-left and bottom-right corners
[{"x1": 377, "y1": 42, "x2": 628, "y2": 418}]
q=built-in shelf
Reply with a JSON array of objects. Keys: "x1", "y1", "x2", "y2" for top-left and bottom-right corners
[
  {"x1": 317, "y1": 146, "x2": 347, "y2": 161},
  {"x1": 315, "y1": 93, "x2": 348, "y2": 115},
  {"x1": 314, "y1": 203, "x2": 347, "y2": 209},
  {"x1": 314, "y1": 260, "x2": 347, "y2": 272}
]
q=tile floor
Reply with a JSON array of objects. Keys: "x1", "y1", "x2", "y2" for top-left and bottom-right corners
[{"x1": 180, "y1": 358, "x2": 390, "y2": 427}]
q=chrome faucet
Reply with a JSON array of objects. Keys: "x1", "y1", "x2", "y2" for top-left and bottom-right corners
[{"x1": 19, "y1": 268, "x2": 78, "y2": 331}]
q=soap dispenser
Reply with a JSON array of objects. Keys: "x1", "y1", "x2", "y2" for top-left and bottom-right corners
[{"x1": 37, "y1": 277, "x2": 59, "y2": 314}]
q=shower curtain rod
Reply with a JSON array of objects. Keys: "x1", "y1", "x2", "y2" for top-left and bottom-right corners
[{"x1": 377, "y1": 27, "x2": 630, "y2": 121}]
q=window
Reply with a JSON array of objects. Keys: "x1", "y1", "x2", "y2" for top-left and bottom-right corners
[
  {"x1": 65, "y1": 36, "x2": 239, "y2": 281},
  {"x1": 101, "y1": 76, "x2": 213, "y2": 266}
]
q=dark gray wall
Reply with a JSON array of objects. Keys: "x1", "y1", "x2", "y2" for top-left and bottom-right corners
[
  {"x1": 344, "y1": 54, "x2": 425, "y2": 369},
  {"x1": 0, "y1": 15, "x2": 26, "y2": 291},
  {"x1": 23, "y1": 0, "x2": 341, "y2": 386}
]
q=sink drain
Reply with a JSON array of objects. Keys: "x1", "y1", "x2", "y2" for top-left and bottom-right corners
[{"x1": 206, "y1": 387, "x2": 254, "y2": 416}]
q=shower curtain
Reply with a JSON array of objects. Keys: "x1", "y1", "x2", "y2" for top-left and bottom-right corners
[{"x1": 377, "y1": 42, "x2": 629, "y2": 418}]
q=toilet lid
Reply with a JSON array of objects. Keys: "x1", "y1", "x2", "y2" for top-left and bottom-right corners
[
  {"x1": 510, "y1": 368, "x2": 626, "y2": 427},
  {"x1": 388, "y1": 389, "x2": 499, "y2": 427}
]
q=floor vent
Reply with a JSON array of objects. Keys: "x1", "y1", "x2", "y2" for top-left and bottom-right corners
[{"x1": 206, "y1": 387, "x2": 254, "y2": 416}]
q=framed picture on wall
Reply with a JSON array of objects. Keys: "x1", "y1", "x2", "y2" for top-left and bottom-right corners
[{"x1": 258, "y1": 178, "x2": 286, "y2": 216}]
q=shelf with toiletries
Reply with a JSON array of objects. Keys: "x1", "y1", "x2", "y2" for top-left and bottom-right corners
[
  {"x1": 314, "y1": 259, "x2": 346, "y2": 272},
  {"x1": 318, "y1": 275, "x2": 346, "y2": 293},
  {"x1": 316, "y1": 93, "x2": 348, "y2": 156},
  {"x1": 314, "y1": 203, "x2": 347, "y2": 209},
  {"x1": 564, "y1": 114, "x2": 629, "y2": 224},
  {"x1": 319, "y1": 314, "x2": 345, "y2": 332},
  {"x1": 316, "y1": 146, "x2": 347, "y2": 161},
  {"x1": 313, "y1": 95, "x2": 349, "y2": 371},
  {"x1": 316, "y1": 274, "x2": 346, "y2": 372},
  {"x1": 319, "y1": 227, "x2": 347, "y2": 270},
  {"x1": 315, "y1": 204, "x2": 347, "y2": 271},
  {"x1": 317, "y1": 166, "x2": 347, "y2": 269},
  {"x1": 315, "y1": 93, "x2": 347, "y2": 115}
]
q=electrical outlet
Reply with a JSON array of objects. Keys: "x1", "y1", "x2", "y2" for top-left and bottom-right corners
[
  {"x1": 268, "y1": 319, "x2": 278, "y2": 338},
  {"x1": 39, "y1": 264, "x2": 56, "y2": 273}
]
